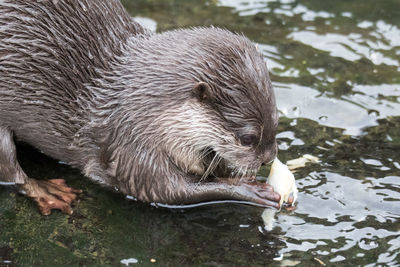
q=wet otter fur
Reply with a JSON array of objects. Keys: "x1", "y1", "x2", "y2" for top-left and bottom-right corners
[{"x1": 0, "y1": 0, "x2": 281, "y2": 215}]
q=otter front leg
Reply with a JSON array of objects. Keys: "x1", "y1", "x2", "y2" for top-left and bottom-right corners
[
  {"x1": 186, "y1": 180, "x2": 282, "y2": 209},
  {"x1": 0, "y1": 126, "x2": 81, "y2": 215}
]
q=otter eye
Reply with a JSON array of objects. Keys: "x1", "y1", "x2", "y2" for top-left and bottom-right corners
[{"x1": 240, "y1": 134, "x2": 258, "y2": 147}]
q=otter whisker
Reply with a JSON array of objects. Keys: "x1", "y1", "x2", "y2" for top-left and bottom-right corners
[
  {"x1": 197, "y1": 147, "x2": 215, "y2": 162},
  {"x1": 239, "y1": 166, "x2": 249, "y2": 184},
  {"x1": 236, "y1": 166, "x2": 242, "y2": 178},
  {"x1": 198, "y1": 153, "x2": 221, "y2": 184},
  {"x1": 231, "y1": 166, "x2": 242, "y2": 185}
]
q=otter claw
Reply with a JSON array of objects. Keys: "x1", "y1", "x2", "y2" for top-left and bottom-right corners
[{"x1": 21, "y1": 178, "x2": 81, "y2": 215}]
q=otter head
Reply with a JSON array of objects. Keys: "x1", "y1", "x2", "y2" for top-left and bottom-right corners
[{"x1": 159, "y1": 28, "x2": 279, "y2": 179}]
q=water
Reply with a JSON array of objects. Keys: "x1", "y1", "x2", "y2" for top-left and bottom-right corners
[{"x1": 1, "y1": 0, "x2": 399, "y2": 265}]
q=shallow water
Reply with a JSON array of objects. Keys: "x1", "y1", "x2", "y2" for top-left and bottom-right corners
[{"x1": 1, "y1": 0, "x2": 399, "y2": 266}]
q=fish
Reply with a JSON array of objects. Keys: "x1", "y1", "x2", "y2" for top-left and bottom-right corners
[{"x1": 267, "y1": 158, "x2": 298, "y2": 207}]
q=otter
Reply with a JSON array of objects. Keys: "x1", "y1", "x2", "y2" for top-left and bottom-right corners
[{"x1": 0, "y1": 0, "x2": 285, "y2": 215}]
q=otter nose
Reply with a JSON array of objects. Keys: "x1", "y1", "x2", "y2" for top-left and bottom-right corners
[
  {"x1": 262, "y1": 141, "x2": 278, "y2": 165},
  {"x1": 262, "y1": 157, "x2": 275, "y2": 166}
]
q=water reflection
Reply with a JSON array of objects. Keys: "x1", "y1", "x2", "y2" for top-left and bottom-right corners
[
  {"x1": 216, "y1": 1, "x2": 399, "y2": 264},
  {"x1": 275, "y1": 83, "x2": 400, "y2": 135}
]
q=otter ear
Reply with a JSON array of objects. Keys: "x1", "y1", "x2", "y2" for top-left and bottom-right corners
[{"x1": 192, "y1": 82, "x2": 213, "y2": 102}]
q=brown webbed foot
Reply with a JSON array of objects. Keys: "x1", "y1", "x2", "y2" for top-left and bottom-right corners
[
  {"x1": 211, "y1": 177, "x2": 281, "y2": 208},
  {"x1": 239, "y1": 180, "x2": 281, "y2": 209},
  {"x1": 20, "y1": 178, "x2": 82, "y2": 215}
]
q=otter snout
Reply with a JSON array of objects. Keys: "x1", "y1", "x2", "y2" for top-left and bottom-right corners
[{"x1": 261, "y1": 141, "x2": 278, "y2": 165}]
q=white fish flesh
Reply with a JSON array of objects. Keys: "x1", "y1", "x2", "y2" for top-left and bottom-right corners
[{"x1": 267, "y1": 158, "x2": 298, "y2": 207}]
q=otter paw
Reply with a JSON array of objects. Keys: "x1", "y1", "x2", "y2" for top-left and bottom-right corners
[
  {"x1": 21, "y1": 178, "x2": 82, "y2": 215},
  {"x1": 240, "y1": 182, "x2": 281, "y2": 209},
  {"x1": 281, "y1": 194, "x2": 297, "y2": 211}
]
